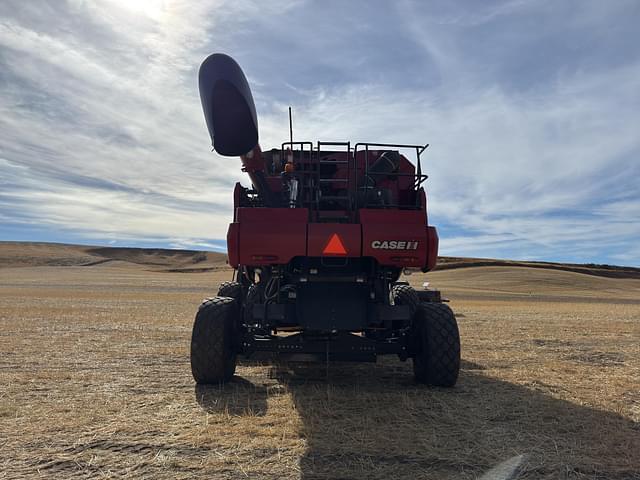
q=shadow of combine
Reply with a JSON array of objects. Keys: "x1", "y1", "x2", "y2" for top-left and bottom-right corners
[
  {"x1": 194, "y1": 377, "x2": 268, "y2": 417},
  {"x1": 195, "y1": 359, "x2": 639, "y2": 479}
]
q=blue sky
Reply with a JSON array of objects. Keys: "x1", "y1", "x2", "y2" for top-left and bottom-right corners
[{"x1": 1, "y1": 0, "x2": 639, "y2": 266}]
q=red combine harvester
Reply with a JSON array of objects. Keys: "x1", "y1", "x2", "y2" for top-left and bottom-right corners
[{"x1": 191, "y1": 53, "x2": 460, "y2": 386}]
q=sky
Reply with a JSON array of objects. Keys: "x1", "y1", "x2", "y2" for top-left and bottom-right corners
[{"x1": 1, "y1": 0, "x2": 639, "y2": 266}]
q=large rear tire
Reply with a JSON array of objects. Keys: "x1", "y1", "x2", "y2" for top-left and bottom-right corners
[
  {"x1": 190, "y1": 297, "x2": 237, "y2": 384},
  {"x1": 217, "y1": 281, "x2": 243, "y2": 301},
  {"x1": 412, "y1": 302, "x2": 460, "y2": 387},
  {"x1": 392, "y1": 284, "x2": 420, "y2": 315},
  {"x1": 218, "y1": 281, "x2": 244, "y2": 322}
]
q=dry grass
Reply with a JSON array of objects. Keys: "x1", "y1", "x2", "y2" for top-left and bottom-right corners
[{"x1": 0, "y1": 243, "x2": 639, "y2": 479}]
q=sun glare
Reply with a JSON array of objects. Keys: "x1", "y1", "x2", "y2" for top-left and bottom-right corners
[{"x1": 110, "y1": 0, "x2": 169, "y2": 21}]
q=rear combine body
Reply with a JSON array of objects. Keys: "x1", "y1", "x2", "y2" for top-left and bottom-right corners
[{"x1": 190, "y1": 53, "x2": 460, "y2": 386}]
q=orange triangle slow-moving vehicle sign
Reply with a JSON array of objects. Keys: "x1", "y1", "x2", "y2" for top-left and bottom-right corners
[{"x1": 323, "y1": 233, "x2": 347, "y2": 255}]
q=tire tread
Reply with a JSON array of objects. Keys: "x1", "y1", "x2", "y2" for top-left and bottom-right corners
[
  {"x1": 413, "y1": 302, "x2": 460, "y2": 387},
  {"x1": 191, "y1": 296, "x2": 236, "y2": 384},
  {"x1": 392, "y1": 284, "x2": 420, "y2": 315}
]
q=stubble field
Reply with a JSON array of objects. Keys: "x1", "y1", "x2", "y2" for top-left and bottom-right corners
[{"x1": 0, "y1": 243, "x2": 639, "y2": 479}]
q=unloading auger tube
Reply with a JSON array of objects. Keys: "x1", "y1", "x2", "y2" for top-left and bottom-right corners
[{"x1": 191, "y1": 52, "x2": 460, "y2": 387}]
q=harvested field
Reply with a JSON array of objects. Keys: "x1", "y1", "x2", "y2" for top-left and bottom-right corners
[{"x1": 0, "y1": 243, "x2": 639, "y2": 479}]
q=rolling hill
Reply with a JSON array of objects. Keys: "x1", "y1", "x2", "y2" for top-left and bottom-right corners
[{"x1": 1, "y1": 241, "x2": 638, "y2": 279}]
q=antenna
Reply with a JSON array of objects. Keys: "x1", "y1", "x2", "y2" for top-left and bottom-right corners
[{"x1": 288, "y1": 106, "x2": 293, "y2": 144}]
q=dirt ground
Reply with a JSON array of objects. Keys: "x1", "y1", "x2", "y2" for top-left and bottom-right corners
[{"x1": 0, "y1": 246, "x2": 639, "y2": 479}]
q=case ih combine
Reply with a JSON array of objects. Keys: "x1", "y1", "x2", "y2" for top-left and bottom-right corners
[{"x1": 191, "y1": 53, "x2": 460, "y2": 386}]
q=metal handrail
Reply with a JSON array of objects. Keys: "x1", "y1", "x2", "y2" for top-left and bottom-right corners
[
  {"x1": 354, "y1": 142, "x2": 429, "y2": 209},
  {"x1": 278, "y1": 140, "x2": 429, "y2": 213}
]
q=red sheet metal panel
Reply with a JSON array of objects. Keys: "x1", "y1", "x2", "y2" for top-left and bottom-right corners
[
  {"x1": 359, "y1": 209, "x2": 427, "y2": 268},
  {"x1": 226, "y1": 222, "x2": 239, "y2": 267},
  {"x1": 426, "y1": 226, "x2": 439, "y2": 272},
  {"x1": 307, "y1": 223, "x2": 361, "y2": 257},
  {"x1": 236, "y1": 208, "x2": 308, "y2": 265}
]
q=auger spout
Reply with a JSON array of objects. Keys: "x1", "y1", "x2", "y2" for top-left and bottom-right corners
[{"x1": 198, "y1": 53, "x2": 276, "y2": 205}]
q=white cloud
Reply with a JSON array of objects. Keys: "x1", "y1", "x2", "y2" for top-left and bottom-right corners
[
  {"x1": 0, "y1": 0, "x2": 246, "y2": 240},
  {"x1": 0, "y1": 0, "x2": 638, "y2": 265}
]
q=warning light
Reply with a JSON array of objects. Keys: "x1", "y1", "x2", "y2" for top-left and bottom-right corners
[{"x1": 323, "y1": 233, "x2": 347, "y2": 255}]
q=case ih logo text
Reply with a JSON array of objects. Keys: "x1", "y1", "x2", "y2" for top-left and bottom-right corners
[{"x1": 371, "y1": 240, "x2": 419, "y2": 250}]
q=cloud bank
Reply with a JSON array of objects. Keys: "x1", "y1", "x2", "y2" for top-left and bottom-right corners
[{"x1": 1, "y1": 0, "x2": 639, "y2": 265}]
